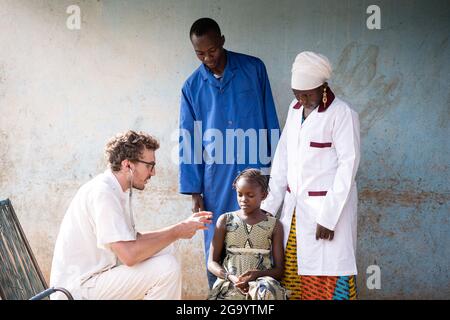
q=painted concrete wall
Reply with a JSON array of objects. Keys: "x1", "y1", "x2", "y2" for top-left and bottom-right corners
[{"x1": 0, "y1": 0, "x2": 448, "y2": 299}]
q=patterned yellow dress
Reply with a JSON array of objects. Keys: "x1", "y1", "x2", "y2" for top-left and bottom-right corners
[{"x1": 208, "y1": 211, "x2": 287, "y2": 300}]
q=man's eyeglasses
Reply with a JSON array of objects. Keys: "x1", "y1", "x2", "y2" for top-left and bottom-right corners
[{"x1": 134, "y1": 159, "x2": 156, "y2": 171}]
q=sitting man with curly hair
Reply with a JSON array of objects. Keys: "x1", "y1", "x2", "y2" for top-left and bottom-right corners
[{"x1": 50, "y1": 130, "x2": 212, "y2": 300}]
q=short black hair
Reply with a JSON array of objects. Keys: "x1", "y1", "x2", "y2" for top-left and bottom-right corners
[
  {"x1": 232, "y1": 168, "x2": 269, "y2": 194},
  {"x1": 189, "y1": 17, "x2": 221, "y2": 39}
]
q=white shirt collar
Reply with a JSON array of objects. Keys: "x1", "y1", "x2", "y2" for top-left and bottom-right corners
[{"x1": 104, "y1": 168, "x2": 128, "y2": 201}]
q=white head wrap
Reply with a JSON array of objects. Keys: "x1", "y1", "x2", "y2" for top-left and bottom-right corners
[{"x1": 291, "y1": 51, "x2": 333, "y2": 90}]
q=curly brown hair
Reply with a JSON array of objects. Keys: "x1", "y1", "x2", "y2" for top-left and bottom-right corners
[{"x1": 105, "y1": 130, "x2": 160, "y2": 172}]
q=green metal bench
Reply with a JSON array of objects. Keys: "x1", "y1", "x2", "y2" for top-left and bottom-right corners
[{"x1": 0, "y1": 198, "x2": 72, "y2": 300}]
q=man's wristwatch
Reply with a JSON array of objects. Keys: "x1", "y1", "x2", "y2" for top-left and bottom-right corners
[{"x1": 223, "y1": 271, "x2": 229, "y2": 281}]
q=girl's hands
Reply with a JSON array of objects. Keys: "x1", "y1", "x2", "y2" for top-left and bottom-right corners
[
  {"x1": 228, "y1": 274, "x2": 240, "y2": 284},
  {"x1": 234, "y1": 270, "x2": 260, "y2": 294}
]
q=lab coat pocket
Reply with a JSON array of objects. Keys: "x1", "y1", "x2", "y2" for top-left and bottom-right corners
[
  {"x1": 310, "y1": 141, "x2": 332, "y2": 148},
  {"x1": 237, "y1": 89, "x2": 257, "y2": 118},
  {"x1": 308, "y1": 191, "x2": 328, "y2": 197},
  {"x1": 303, "y1": 194, "x2": 325, "y2": 222},
  {"x1": 308, "y1": 141, "x2": 335, "y2": 169}
]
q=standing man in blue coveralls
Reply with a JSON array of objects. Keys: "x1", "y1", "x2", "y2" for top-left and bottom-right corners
[{"x1": 179, "y1": 17, "x2": 280, "y2": 288}]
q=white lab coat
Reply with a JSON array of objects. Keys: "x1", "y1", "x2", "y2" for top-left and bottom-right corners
[{"x1": 261, "y1": 95, "x2": 360, "y2": 276}]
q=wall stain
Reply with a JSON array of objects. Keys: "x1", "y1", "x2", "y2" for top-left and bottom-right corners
[
  {"x1": 360, "y1": 188, "x2": 449, "y2": 207},
  {"x1": 333, "y1": 42, "x2": 402, "y2": 137}
]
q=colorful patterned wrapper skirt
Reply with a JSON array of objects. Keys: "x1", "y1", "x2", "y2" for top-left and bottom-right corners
[{"x1": 281, "y1": 211, "x2": 357, "y2": 300}]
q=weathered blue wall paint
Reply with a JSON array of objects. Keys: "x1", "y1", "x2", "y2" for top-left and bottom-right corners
[{"x1": 1, "y1": 0, "x2": 448, "y2": 299}]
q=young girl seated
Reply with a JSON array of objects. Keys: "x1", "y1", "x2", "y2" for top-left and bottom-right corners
[{"x1": 207, "y1": 168, "x2": 286, "y2": 300}]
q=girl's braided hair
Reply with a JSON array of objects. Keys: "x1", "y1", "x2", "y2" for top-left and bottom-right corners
[{"x1": 232, "y1": 168, "x2": 269, "y2": 194}]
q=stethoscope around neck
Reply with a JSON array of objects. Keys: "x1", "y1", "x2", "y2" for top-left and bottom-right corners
[{"x1": 128, "y1": 167, "x2": 136, "y2": 234}]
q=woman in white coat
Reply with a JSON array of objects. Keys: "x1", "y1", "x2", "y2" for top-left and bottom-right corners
[{"x1": 261, "y1": 51, "x2": 360, "y2": 300}]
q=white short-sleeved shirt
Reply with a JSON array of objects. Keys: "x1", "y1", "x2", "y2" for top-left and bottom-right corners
[{"x1": 50, "y1": 169, "x2": 136, "y2": 299}]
